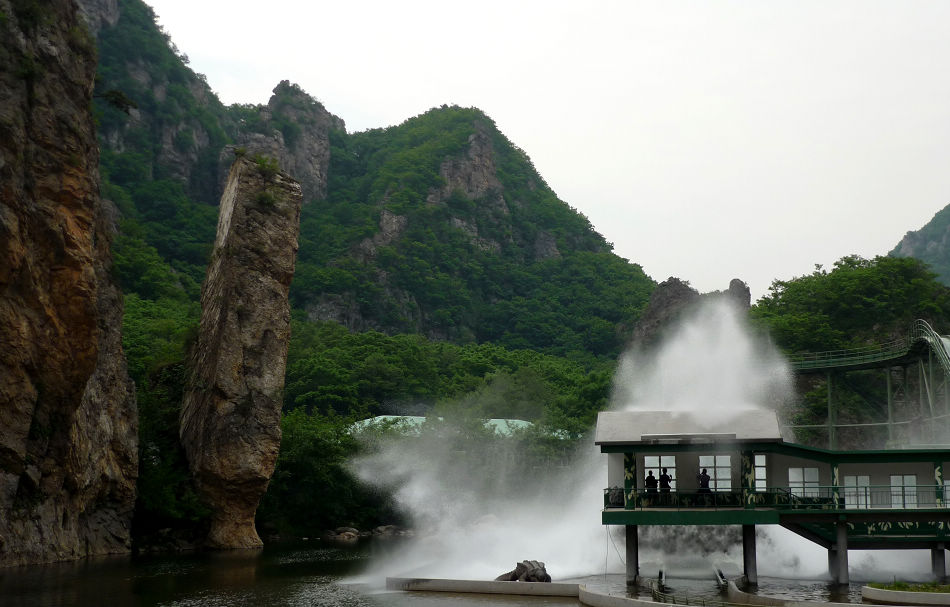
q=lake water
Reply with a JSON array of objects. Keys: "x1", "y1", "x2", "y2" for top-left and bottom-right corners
[
  {"x1": 0, "y1": 539, "x2": 867, "y2": 607},
  {"x1": 0, "y1": 540, "x2": 583, "y2": 607}
]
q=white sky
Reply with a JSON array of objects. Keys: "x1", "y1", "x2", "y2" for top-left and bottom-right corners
[{"x1": 145, "y1": 0, "x2": 950, "y2": 299}]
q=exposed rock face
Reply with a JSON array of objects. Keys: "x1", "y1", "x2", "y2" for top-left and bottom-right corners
[
  {"x1": 630, "y1": 277, "x2": 751, "y2": 348},
  {"x1": 495, "y1": 560, "x2": 552, "y2": 582},
  {"x1": 427, "y1": 127, "x2": 511, "y2": 254},
  {"x1": 0, "y1": 0, "x2": 137, "y2": 566},
  {"x1": 180, "y1": 156, "x2": 302, "y2": 549},
  {"x1": 224, "y1": 80, "x2": 339, "y2": 202},
  {"x1": 76, "y1": 0, "x2": 119, "y2": 35}
]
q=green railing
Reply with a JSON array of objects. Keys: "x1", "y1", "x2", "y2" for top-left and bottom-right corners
[
  {"x1": 788, "y1": 320, "x2": 950, "y2": 374},
  {"x1": 604, "y1": 485, "x2": 948, "y2": 510}
]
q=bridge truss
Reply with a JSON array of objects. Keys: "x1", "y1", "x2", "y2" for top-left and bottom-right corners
[{"x1": 788, "y1": 320, "x2": 950, "y2": 448}]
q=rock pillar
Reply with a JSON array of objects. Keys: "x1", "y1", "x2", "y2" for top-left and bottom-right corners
[
  {"x1": 180, "y1": 156, "x2": 302, "y2": 549},
  {"x1": 742, "y1": 524, "x2": 758, "y2": 586}
]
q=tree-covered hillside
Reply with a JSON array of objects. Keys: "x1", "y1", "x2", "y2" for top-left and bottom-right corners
[
  {"x1": 892, "y1": 203, "x2": 950, "y2": 286},
  {"x1": 750, "y1": 255, "x2": 950, "y2": 449},
  {"x1": 297, "y1": 106, "x2": 654, "y2": 355},
  {"x1": 88, "y1": 0, "x2": 655, "y2": 539}
]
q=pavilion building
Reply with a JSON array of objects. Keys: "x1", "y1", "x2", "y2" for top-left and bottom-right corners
[{"x1": 596, "y1": 409, "x2": 950, "y2": 586}]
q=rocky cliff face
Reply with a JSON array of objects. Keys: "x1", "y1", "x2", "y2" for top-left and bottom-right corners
[
  {"x1": 630, "y1": 277, "x2": 751, "y2": 348},
  {"x1": 223, "y1": 80, "x2": 339, "y2": 202},
  {"x1": 891, "y1": 204, "x2": 950, "y2": 286},
  {"x1": 0, "y1": 0, "x2": 137, "y2": 566},
  {"x1": 180, "y1": 156, "x2": 302, "y2": 548}
]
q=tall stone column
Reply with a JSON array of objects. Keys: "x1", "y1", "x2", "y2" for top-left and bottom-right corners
[{"x1": 180, "y1": 156, "x2": 302, "y2": 549}]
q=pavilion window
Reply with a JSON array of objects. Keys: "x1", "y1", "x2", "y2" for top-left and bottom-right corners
[
  {"x1": 788, "y1": 467, "x2": 819, "y2": 497},
  {"x1": 644, "y1": 455, "x2": 676, "y2": 490},
  {"x1": 699, "y1": 454, "x2": 731, "y2": 492},
  {"x1": 754, "y1": 454, "x2": 767, "y2": 492},
  {"x1": 890, "y1": 474, "x2": 917, "y2": 508},
  {"x1": 843, "y1": 474, "x2": 870, "y2": 509}
]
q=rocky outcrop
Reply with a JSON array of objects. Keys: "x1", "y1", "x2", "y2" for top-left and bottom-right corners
[
  {"x1": 630, "y1": 278, "x2": 751, "y2": 348},
  {"x1": 0, "y1": 0, "x2": 137, "y2": 566},
  {"x1": 223, "y1": 81, "x2": 340, "y2": 202},
  {"x1": 495, "y1": 560, "x2": 552, "y2": 582},
  {"x1": 426, "y1": 126, "x2": 511, "y2": 254},
  {"x1": 76, "y1": 0, "x2": 119, "y2": 35},
  {"x1": 180, "y1": 156, "x2": 302, "y2": 549}
]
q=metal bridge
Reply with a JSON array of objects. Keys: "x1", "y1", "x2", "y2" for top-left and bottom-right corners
[{"x1": 786, "y1": 320, "x2": 950, "y2": 448}]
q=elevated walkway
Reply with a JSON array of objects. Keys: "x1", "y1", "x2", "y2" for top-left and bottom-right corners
[{"x1": 788, "y1": 320, "x2": 950, "y2": 375}]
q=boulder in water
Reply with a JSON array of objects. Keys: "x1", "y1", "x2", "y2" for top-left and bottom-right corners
[{"x1": 495, "y1": 560, "x2": 551, "y2": 582}]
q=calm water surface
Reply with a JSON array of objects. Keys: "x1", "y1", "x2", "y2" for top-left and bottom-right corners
[
  {"x1": 0, "y1": 540, "x2": 869, "y2": 607},
  {"x1": 0, "y1": 540, "x2": 581, "y2": 607}
]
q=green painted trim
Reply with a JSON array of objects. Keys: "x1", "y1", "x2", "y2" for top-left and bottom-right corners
[
  {"x1": 601, "y1": 440, "x2": 950, "y2": 464},
  {"x1": 602, "y1": 509, "x2": 780, "y2": 526}
]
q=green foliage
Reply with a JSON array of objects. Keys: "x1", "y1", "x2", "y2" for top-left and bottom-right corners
[
  {"x1": 258, "y1": 409, "x2": 400, "y2": 534},
  {"x1": 284, "y1": 319, "x2": 612, "y2": 431},
  {"x1": 869, "y1": 581, "x2": 950, "y2": 593},
  {"x1": 292, "y1": 106, "x2": 654, "y2": 356},
  {"x1": 122, "y1": 296, "x2": 208, "y2": 534},
  {"x1": 255, "y1": 190, "x2": 276, "y2": 206},
  {"x1": 751, "y1": 255, "x2": 950, "y2": 353},
  {"x1": 891, "y1": 204, "x2": 950, "y2": 286},
  {"x1": 93, "y1": 0, "x2": 231, "y2": 201},
  {"x1": 252, "y1": 154, "x2": 279, "y2": 179}
]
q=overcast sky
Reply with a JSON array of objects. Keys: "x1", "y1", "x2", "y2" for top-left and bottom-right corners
[{"x1": 145, "y1": 0, "x2": 950, "y2": 299}]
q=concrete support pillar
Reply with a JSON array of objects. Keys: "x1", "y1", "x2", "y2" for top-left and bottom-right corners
[
  {"x1": 933, "y1": 544, "x2": 947, "y2": 583},
  {"x1": 835, "y1": 520, "x2": 849, "y2": 586},
  {"x1": 742, "y1": 524, "x2": 758, "y2": 586},
  {"x1": 625, "y1": 525, "x2": 639, "y2": 586},
  {"x1": 827, "y1": 549, "x2": 838, "y2": 580}
]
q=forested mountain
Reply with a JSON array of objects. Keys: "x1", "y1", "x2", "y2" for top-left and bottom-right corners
[
  {"x1": 85, "y1": 0, "x2": 655, "y2": 536},
  {"x1": 83, "y1": 0, "x2": 950, "y2": 538},
  {"x1": 892, "y1": 203, "x2": 950, "y2": 286}
]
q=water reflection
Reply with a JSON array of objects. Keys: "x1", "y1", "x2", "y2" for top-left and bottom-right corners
[{"x1": 0, "y1": 540, "x2": 870, "y2": 607}]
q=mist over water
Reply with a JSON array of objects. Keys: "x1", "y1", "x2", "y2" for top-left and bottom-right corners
[{"x1": 352, "y1": 298, "x2": 931, "y2": 585}]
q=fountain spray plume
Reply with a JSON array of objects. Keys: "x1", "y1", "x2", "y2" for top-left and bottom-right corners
[
  {"x1": 350, "y1": 415, "x2": 618, "y2": 582},
  {"x1": 349, "y1": 293, "x2": 928, "y2": 585}
]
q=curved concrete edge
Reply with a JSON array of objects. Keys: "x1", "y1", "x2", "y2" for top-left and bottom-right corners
[
  {"x1": 385, "y1": 577, "x2": 579, "y2": 597},
  {"x1": 578, "y1": 585, "x2": 661, "y2": 607},
  {"x1": 862, "y1": 585, "x2": 950, "y2": 606},
  {"x1": 385, "y1": 578, "x2": 674, "y2": 606},
  {"x1": 727, "y1": 581, "x2": 855, "y2": 607}
]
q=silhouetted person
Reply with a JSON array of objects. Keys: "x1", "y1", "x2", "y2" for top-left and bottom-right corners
[
  {"x1": 697, "y1": 468, "x2": 711, "y2": 493},
  {"x1": 659, "y1": 468, "x2": 672, "y2": 493},
  {"x1": 645, "y1": 471, "x2": 658, "y2": 493}
]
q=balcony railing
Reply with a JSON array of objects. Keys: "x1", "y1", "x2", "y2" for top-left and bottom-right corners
[{"x1": 604, "y1": 485, "x2": 948, "y2": 511}]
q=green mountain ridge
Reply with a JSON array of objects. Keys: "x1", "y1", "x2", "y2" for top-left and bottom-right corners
[
  {"x1": 891, "y1": 203, "x2": 950, "y2": 286},
  {"x1": 93, "y1": 0, "x2": 655, "y2": 361}
]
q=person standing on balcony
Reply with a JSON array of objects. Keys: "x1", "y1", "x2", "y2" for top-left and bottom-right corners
[
  {"x1": 645, "y1": 471, "x2": 658, "y2": 493},
  {"x1": 659, "y1": 468, "x2": 672, "y2": 493},
  {"x1": 697, "y1": 468, "x2": 711, "y2": 493}
]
